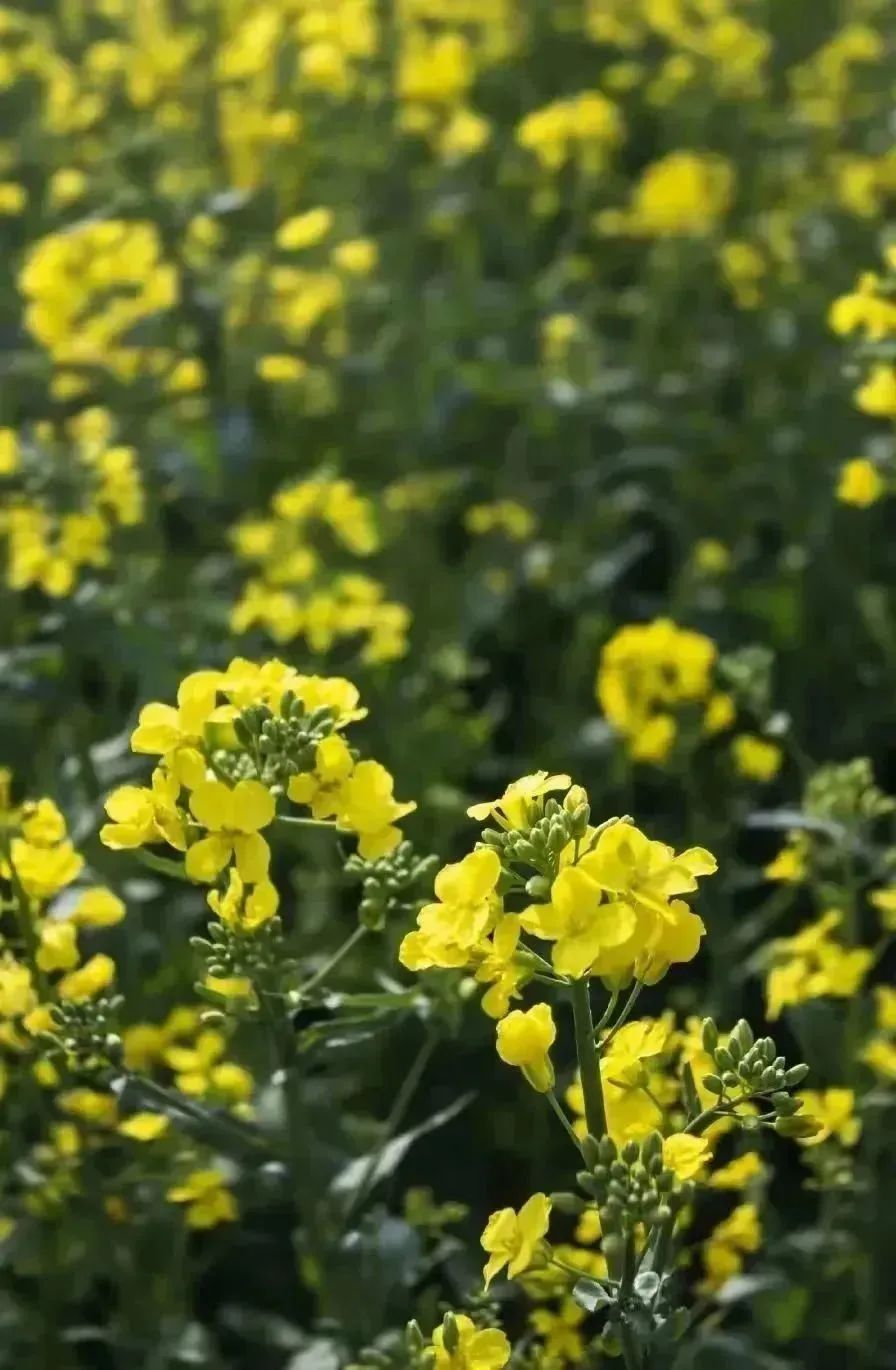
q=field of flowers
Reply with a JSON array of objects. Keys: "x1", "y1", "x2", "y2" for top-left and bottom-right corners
[{"x1": 1, "y1": 1, "x2": 895, "y2": 1367}]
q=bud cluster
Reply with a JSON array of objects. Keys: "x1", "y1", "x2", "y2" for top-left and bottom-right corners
[
  {"x1": 700, "y1": 1018, "x2": 813, "y2": 1134},
  {"x1": 480, "y1": 792, "x2": 593, "y2": 883},
  {"x1": 41, "y1": 995, "x2": 124, "y2": 1070},
  {"x1": 804, "y1": 757, "x2": 893, "y2": 825},
  {"x1": 345, "y1": 842, "x2": 440, "y2": 931},
  {"x1": 227, "y1": 694, "x2": 341, "y2": 790},
  {"x1": 573, "y1": 1132, "x2": 689, "y2": 1248},
  {"x1": 191, "y1": 917, "x2": 297, "y2": 995}
]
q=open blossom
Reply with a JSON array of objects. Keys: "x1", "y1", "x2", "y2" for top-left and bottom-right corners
[
  {"x1": 400, "y1": 847, "x2": 502, "y2": 971},
  {"x1": 481, "y1": 1194, "x2": 551, "y2": 1288}
]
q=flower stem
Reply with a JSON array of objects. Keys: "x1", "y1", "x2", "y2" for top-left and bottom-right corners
[
  {"x1": 599, "y1": 979, "x2": 644, "y2": 1053},
  {"x1": 570, "y1": 979, "x2": 606, "y2": 1138},
  {"x1": 297, "y1": 924, "x2": 367, "y2": 997},
  {"x1": 546, "y1": 1089, "x2": 583, "y2": 1153}
]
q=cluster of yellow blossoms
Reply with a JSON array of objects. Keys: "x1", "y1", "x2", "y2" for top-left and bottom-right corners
[
  {"x1": 765, "y1": 910, "x2": 873, "y2": 1021},
  {"x1": 101, "y1": 658, "x2": 414, "y2": 909},
  {"x1": 0, "y1": 407, "x2": 143, "y2": 597},
  {"x1": 0, "y1": 773, "x2": 245, "y2": 1231},
  {"x1": 596, "y1": 618, "x2": 730, "y2": 764},
  {"x1": 230, "y1": 475, "x2": 409, "y2": 662},
  {"x1": 400, "y1": 771, "x2": 714, "y2": 1018},
  {"x1": 829, "y1": 243, "x2": 896, "y2": 508}
]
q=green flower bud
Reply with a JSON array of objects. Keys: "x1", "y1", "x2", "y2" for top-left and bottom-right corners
[
  {"x1": 549, "y1": 1192, "x2": 588, "y2": 1214},
  {"x1": 582, "y1": 1134, "x2": 602, "y2": 1168},
  {"x1": 621, "y1": 1140, "x2": 640, "y2": 1166},
  {"x1": 701, "y1": 1018, "x2": 718, "y2": 1053},
  {"x1": 442, "y1": 1314, "x2": 459, "y2": 1355},
  {"x1": 784, "y1": 1063, "x2": 810, "y2": 1086},
  {"x1": 703, "y1": 1074, "x2": 725, "y2": 1095},
  {"x1": 775, "y1": 1115, "x2": 822, "y2": 1139}
]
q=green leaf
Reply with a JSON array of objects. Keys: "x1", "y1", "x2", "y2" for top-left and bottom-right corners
[
  {"x1": 571, "y1": 1278, "x2": 614, "y2": 1313},
  {"x1": 331, "y1": 1093, "x2": 474, "y2": 1197}
]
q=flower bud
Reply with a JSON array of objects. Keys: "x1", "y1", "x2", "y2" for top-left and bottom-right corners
[
  {"x1": 701, "y1": 1018, "x2": 718, "y2": 1052},
  {"x1": 784, "y1": 1063, "x2": 809, "y2": 1086},
  {"x1": 775, "y1": 1115, "x2": 822, "y2": 1139},
  {"x1": 550, "y1": 1192, "x2": 588, "y2": 1214},
  {"x1": 563, "y1": 785, "x2": 589, "y2": 814}
]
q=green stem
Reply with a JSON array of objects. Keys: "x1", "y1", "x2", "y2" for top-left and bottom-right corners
[
  {"x1": 619, "y1": 1318, "x2": 643, "y2": 1370},
  {"x1": 343, "y1": 1030, "x2": 436, "y2": 1221},
  {"x1": 546, "y1": 1089, "x2": 583, "y2": 1153},
  {"x1": 297, "y1": 924, "x2": 367, "y2": 996},
  {"x1": 599, "y1": 979, "x2": 645, "y2": 1053},
  {"x1": 570, "y1": 979, "x2": 606, "y2": 1138},
  {"x1": 593, "y1": 989, "x2": 620, "y2": 1038},
  {"x1": 274, "y1": 814, "x2": 338, "y2": 832}
]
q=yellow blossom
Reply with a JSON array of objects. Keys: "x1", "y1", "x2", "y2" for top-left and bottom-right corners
[
  {"x1": 481, "y1": 1193, "x2": 551, "y2": 1288},
  {"x1": 496, "y1": 1003, "x2": 556, "y2": 1092}
]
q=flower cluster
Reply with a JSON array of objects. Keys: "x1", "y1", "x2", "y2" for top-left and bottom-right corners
[
  {"x1": 230, "y1": 475, "x2": 409, "y2": 662},
  {"x1": 101, "y1": 660, "x2": 415, "y2": 900},
  {"x1": 0, "y1": 407, "x2": 143, "y2": 597},
  {"x1": 400, "y1": 773, "x2": 714, "y2": 1018}
]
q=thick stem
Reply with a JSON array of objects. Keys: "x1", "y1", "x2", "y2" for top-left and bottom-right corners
[
  {"x1": 619, "y1": 1319, "x2": 643, "y2": 1370},
  {"x1": 570, "y1": 979, "x2": 606, "y2": 1138}
]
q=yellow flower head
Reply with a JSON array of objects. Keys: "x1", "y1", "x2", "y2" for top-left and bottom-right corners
[
  {"x1": 496, "y1": 1003, "x2": 556, "y2": 1093},
  {"x1": 167, "y1": 1168, "x2": 237, "y2": 1229},
  {"x1": 207, "y1": 869, "x2": 279, "y2": 932},
  {"x1": 481, "y1": 1193, "x2": 551, "y2": 1288},
  {"x1": 185, "y1": 778, "x2": 275, "y2": 883},
  {"x1": 795, "y1": 1088, "x2": 861, "y2": 1148},
  {"x1": 468, "y1": 771, "x2": 571, "y2": 830},
  {"x1": 431, "y1": 1315, "x2": 510, "y2": 1370},
  {"x1": 662, "y1": 1132, "x2": 712, "y2": 1181},
  {"x1": 57, "y1": 954, "x2": 116, "y2": 1003},
  {"x1": 400, "y1": 847, "x2": 502, "y2": 972},
  {"x1": 837, "y1": 457, "x2": 885, "y2": 507}
]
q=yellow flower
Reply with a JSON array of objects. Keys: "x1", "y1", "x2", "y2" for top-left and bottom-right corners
[
  {"x1": 496, "y1": 1003, "x2": 556, "y2": 1093},
  {"x1": 335, "y1": 760, "x2": 415, "y2": 859},
  {"x1": 185, "y1": 779, "x2": 275, "y2": 883},
  {"x1": 117, "y1": 1112, "x2": 171, "y2": 1142},
  {"x1": 855, "y1": 364, "x2": 896, "y2": 417},
  {"x1": 59, "y1": 1088, "x2": 118, "y2": 1127},
  {"x1": 36, "y1": 921, "x2": 79, "y2": 972},
  {"x1": 522, "y1": 865, "x2": 636, "y2": 979},
  {"x1": 256, "y1": 355, "x2": 308, "y2": 383},
  {"x1": 709, "y1": 1152, "x2": 766, "y2": 1189},
  {"x1": 603, "y1": 152, "x2": 733, "y2": 238},
  {"x1": 870, "y1": 886, "x2": 896, "y2": 929},
  {"x1": 481, "y1": 1193, "x2": 551, "y2": 1288},
  {"x1": 287, "y1": 733, "x2": 355, "y2": 819},
  {"x1": 764, "y1": 836, "x2": 808, "y2": 883},
  {"x1": 795, "y1": 1089, "x2": 861, "y2": 1147},
  {"x1": 732, "y1": 735, "x2": 782, "y2": 783},
  {"x1": 331, "y1": 238, "x2": 378, "y2": 276},
  {"x1": 100, "y1": 769, "x2": 186, "y2": 851},
  {"x1": 207, "y1": 869, "x2": 279, "y2": 932},
  {"x1": 70, "y1": 887, "x2": 126, "y2": 928},
  {"x1": 467, "y1": 772, "x2": 571, "y2": 829},
  {"x1": 10, "y1": 837, "x2": 83, "y2": 899},
  {"x1": 130, "y1": 670, "x2": 222, "y2": 758},
  {"x1": 57, "y1": 954, "x2": 116, "y2": 1003},
  {"x1": 276, "y1": 208, "x2": 334, "y2": 251},
  {"x1": 837, "y1": 457, "x2": 885, "y2": 507},
  {"x1": 0, "y1": 957, "x2": 36, "y2": 1019},
  {"x1": 400, "y1": 847, "x2": 502, "y2": 971},
  {"x1": 662, "y1": 1133, "x2": 712, "y2": 1180},
  {"x1": 431, "y1": 1315, "x2": 510, "y2": 1370},
  {"x1": 166, "y1": 1169, "x2": 237, "y2": 1228}
]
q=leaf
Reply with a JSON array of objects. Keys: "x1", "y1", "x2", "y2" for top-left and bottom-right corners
[
  {"x1": 571, "y1": 1278, "x2": 614, "y2": 1313},
  {"x1": 755, "y1": 1286, "x2": 810, "y2": 1343},
  {"x1": 745, "y1": 810, "x2": 843, "y2": 840},
  {"x1": 713, "y1": 1272, "x2": 783, "y2": 1306},
  {"x1": 285, "y1": 1339, "x2": 343, "y2": 1370},
  {"x1": 330, "y1": 1093, "x2": 474, "y2": 1196},
  {"x1": 634, "y1": 1270, "x2": 661, "y2": 1301}
]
